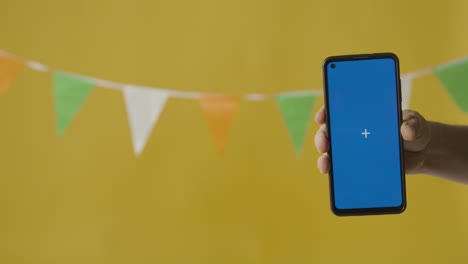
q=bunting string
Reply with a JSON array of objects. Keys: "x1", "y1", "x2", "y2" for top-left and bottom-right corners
[
  {"x1": 4, "y1": 49, "x2": 466, "y2": 98},
  {"x1": 0, "y1": 49, "x2": 467, "y2": 155},
  {"x1": 2, "y1": 50, "x2": 322, "y2": 100}
]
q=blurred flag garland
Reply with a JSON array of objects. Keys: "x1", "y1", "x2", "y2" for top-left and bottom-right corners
[
  {"x1": 198, "y1": 96, "x2": 241, "y2": 154},
  {"x1": 53, "y1": 72, "x2": 95, "y2": 136},
  {"x1": 0, "y1": 52, "x2": 23, "y2": 95},
  {"x1": 123, "y1": 86, "x2": 169, "y2": 155},
  {"x1": 0, "y1": 50, "x2": 467, "y2": 156},
  {"x1": 434, "y1": 58, "x2": 468, "y2": 112},
  {"x1": 276, "y1": 93, "x2": 317, "y2": 154}
]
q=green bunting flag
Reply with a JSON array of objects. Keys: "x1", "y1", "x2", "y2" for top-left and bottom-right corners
[
  {"x1": 276, "y1": 94, "x2": 316, "y2": 154},
  {"x1": 53, "y1": 72, "x2": 94, "y2": 136},
  {"x1": 434, "y1": 58, "x2": 468, "y2": 112}
]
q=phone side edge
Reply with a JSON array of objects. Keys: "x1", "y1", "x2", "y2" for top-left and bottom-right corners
[
  {"x1": 322, "y1": 57, "x2": 339, "y2": 216},
  {"x1": 394, "y1": 53, "x2": 407, "y2": 214}
]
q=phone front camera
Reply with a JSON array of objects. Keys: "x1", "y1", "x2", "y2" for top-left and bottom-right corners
[{"x1": 331, "y1": 64, "x2": 336, "y2": 69}]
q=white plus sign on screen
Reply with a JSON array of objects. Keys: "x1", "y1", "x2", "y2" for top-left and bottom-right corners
[{"x1": 361, "y1": 128, "x2": 371, "y2": 139}]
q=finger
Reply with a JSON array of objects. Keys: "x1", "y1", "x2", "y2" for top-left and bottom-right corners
[
  {"x1": 315, "y1": 105, "x2": 326, "y2": 124},
  {"x1": 314, "y1": 124, "x2": 329, "y2": 153},
  {"x1": 400, "y1": 110, "x2": 431, "y2": 152},
  {"x1": 401, "y1": 117, "x2": 419, "y2": 142},
  {"x1": 317, "y1": 153, "x2": 330, "y2": 174}
]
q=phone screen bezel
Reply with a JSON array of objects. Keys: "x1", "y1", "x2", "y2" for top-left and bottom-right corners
[{"x1": 322, "y1": 52, "x2": 407, "y2": 216}]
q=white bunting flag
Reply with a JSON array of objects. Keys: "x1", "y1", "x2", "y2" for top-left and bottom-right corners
[
  {"x1": 401, "y1": 76, "x2": 413, "y2": 110},
  {"x1": 123, "y1": 86, "x2": 169, "y2": 155}
]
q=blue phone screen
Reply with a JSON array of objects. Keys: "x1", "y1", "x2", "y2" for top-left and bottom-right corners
[{"x1": 326, "y1": 57, "x2": 403, "y2": 210}]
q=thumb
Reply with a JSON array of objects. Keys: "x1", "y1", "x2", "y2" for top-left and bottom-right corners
[{"x1": 400, "y1": 110, "x2": 431, "y2": 152}]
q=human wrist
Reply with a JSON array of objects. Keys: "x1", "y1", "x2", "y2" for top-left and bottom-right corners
[{"x1": 420, "y1": 121, "x2": 444, "y2": 174}]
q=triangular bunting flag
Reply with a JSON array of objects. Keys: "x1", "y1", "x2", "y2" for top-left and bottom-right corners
[
  {"x1": 434, "y1": 58, "x2": 468, "y2": 112},
  {"x1": 53, "y1": 72, "x2": 94, "y2": 136},
  {"x1": 198, "y1": 96, "x2": 240, "y2": 154},
  {"x1": 123, "y1": 86, "x2": 169, "y2": 155},
  {"x1": 276, "y1": 94, "x2": 316, "y2": 154},
  {"x1": 0, "y1": 53, "x2": 23, "y2": 95},
  {"x1": 401, "y1": 76, "x2": 413, "y2": 110}
]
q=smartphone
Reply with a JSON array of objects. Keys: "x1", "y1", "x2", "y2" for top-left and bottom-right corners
[{"x1": 322, "y1": 52, "x2": 406, "y2": 216}]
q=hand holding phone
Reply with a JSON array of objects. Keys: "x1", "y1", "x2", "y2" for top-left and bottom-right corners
[
  {"x1": 316, "y1": 106, "x2": 430, "y2": 175},
  {"x1": 321, "y1": 53, "x2": 406, "y2": 216}
]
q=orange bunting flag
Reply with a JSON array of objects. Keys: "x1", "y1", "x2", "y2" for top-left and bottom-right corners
[
  {"x1": 198, "y1": 96, "x2": 240, "y2": 154},
  {"x1": 0, "y1": 53, "x2": 23, "y2": 95}
]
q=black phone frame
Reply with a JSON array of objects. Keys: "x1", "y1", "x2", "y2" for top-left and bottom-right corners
[{"x1": 322, "y1": 52, "x2": 407, "y2": 216}]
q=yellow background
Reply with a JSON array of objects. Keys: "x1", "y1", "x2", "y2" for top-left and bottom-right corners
[{"x1": 1, "y1": 0, "x2": 468, "y2": 263}]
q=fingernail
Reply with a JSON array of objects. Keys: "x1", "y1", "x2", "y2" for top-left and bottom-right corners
[
  {"x1": 411, "y1": 118, "x2": 421, "y2": 133},
  {"x1": 404, "y1": 117, "x2": 418, "y2": 129}
]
